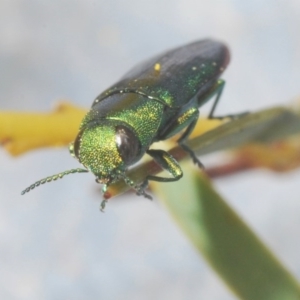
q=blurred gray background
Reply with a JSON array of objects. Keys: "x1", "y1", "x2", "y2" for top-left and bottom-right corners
[{"x1": 1, "y1": 1, "x2": 300, "y2": 299}]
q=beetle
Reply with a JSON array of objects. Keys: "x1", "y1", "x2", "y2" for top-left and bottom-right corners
[{"x1": 22, "y1": 39, "x2": 230, "y2": 210}]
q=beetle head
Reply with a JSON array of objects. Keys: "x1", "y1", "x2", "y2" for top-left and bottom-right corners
[
  {"x1": 21, "y1": 120, "x2": 141, "y2": 196},
  {"x1": 69, "y1": 120, "x2": 141, "y2": 184}
]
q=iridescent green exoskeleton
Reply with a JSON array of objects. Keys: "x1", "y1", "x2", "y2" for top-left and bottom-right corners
[{"x1": 22, "y1": 39, "x2": 230, "y2": 210}]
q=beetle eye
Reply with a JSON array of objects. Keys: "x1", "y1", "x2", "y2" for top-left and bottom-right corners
[{"x1": 115, "y1": 125, "x2": 140, "y2": 165}]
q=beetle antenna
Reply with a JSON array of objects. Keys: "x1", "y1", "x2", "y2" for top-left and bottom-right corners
[{"x1": 21, "y1": 168, "x2": 88, "y2": 195}]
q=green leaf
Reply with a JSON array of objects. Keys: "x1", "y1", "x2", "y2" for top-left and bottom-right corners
[{"x1": 152, "y1": 166, "x2": 300, "y2": 300}]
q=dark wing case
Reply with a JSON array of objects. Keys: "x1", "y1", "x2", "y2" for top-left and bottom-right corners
[{"x1": 94, "y1": 39, "x2": 230, "y2": 108}]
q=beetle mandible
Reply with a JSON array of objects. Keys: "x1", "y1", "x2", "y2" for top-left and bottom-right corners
[{"x1": 22, "y1": 39, "x2": 230, "y2": 210}]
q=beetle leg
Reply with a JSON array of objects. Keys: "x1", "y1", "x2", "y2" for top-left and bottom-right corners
[
  {"x1": 177, "y1": 114, "x2": 205, "y2": 168},
  {"x1": 203, "y1": 79, "x2": 248, "y2": 120},
  {"x1": 206, "y1": 79, "x2": 225, "y2": 119},
  {"x1": 158, "y1": 107, "x2": 199, "y2": 140},
  {"x1": 147, "y1": 149, "x2": 183, "y2": 181},
  {"x1": 158, "y1": 107, "x2": 204, "y2": 168},
  {"x1": 99, "y1": 174, "x2": 153, "y2": 211},
  {"x1": 104, "y1": 172, "x2": 152, "y2": 200},
  {"x1": 122, "y1": 174, "x2": 153, "y2": 200},
  {"x1": 137, "y1": 149, "x2": 183, "y2": 194}
]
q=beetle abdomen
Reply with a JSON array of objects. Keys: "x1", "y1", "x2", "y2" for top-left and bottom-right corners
[{"x1": 95, "y1": 39, "x2": 230, "y2": 109}]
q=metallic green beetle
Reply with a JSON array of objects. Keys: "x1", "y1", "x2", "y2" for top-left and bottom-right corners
[{"x1": 22, "y1": 39, "x2": 230, "y2": 209}]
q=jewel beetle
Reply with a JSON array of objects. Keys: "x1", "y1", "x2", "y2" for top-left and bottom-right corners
[{"x1": 22, "y1": 39, "x2": 230, "y2": 209}]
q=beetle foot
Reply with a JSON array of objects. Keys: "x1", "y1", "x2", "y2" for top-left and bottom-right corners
[
  {"x1": 100, "y1": 199, "x2": 107, "y2": 212},
  {"x1": 135, "y1": 180, "x2": 152, "y2": 200},
  {"x1": 121, "y1": 174, "x2": 152, "y2": 200},
  {"x1": 136, "y1": 189, "x2": 153, "y2": 200},
  {"x1": 194, "y1": 159, "x2": 205, "y2": 169},
  {"x1": 179, "y1": 143, "x2": 205, "y2": 170},
  {"x1": 135, "y1": 179, "x2": 152, "y2": 200},
  {"x1": 210, "y1": 111, "x2": 249, "y2": 120},
  {"x1": 191, "y1": 156, "x2": 205, "y2": 169}
]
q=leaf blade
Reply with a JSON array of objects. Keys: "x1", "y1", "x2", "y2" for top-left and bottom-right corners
[{"x1": 152, "y1": 166, "x2": 300, "y2": 300}]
